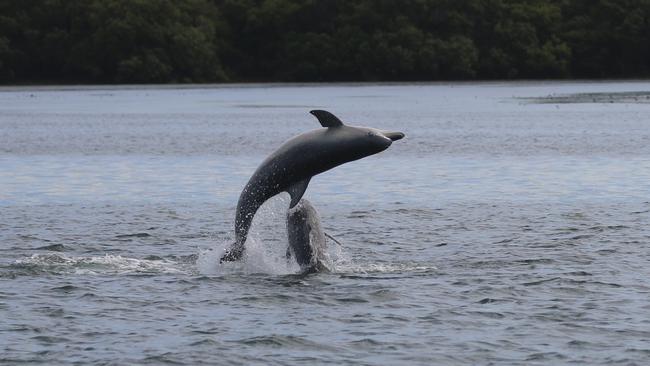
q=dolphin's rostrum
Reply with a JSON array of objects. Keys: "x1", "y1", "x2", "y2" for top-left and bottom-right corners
[{"x1": 220, "y1": 110, "x2": 404, "y2": 263}]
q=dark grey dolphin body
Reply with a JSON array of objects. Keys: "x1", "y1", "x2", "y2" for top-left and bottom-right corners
[
  {"x1": 220, "y1": 110, "x2": 404, "y2": 262},
  {"x1": 286, "y1": 198, "x2": 329, "y2": 273}
]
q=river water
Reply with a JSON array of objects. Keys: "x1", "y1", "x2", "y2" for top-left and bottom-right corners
[{"x1": 1, "y1": 81, "x2": 650, "y2": 364}]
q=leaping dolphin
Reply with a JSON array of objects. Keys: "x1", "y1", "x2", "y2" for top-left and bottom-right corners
[{"x1": 220, "y1": 110, "x2": 404, "y2": 262}]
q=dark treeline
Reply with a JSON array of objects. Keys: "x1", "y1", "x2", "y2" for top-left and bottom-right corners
[{"x1": 1, "y1": 0, "x2": 649, "y2": 84}]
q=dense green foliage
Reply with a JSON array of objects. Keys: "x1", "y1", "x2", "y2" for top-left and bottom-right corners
[{"x1": 1, "y1": 0, "x2": 649, "y2": 83}]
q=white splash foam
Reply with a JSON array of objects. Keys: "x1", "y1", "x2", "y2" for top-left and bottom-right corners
[{"x1": 196, "y1": 238, "x2": 302, "y2": 276}]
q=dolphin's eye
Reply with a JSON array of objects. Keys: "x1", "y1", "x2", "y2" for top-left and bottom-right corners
[{"x1": 367, "y1": 131, "x2": 374, "y2": 137}]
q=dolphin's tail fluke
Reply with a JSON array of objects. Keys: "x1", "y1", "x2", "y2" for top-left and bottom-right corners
[{"x1": 220, "y1": 242, "x2": 244, "y2": 263}]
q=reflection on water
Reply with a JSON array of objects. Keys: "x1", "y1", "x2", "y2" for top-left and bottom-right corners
[{"x1": 1, "y1": 81, "x2": 650, "y2": 365}]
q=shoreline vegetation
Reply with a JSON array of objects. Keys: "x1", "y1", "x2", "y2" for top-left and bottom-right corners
[
  {"x1": 1, "y1": 79, "x2": 650, "y2": 89},
  {"x1": 1, "y1": 0, "x2": 649, "y2": 85}
]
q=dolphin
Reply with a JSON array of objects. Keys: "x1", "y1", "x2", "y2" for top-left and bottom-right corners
[
  {"x1": 286, "y1": 198, "x2": 330, "y2": 273},
  {"x1": 220, "y1": 110, "x2": 404, "y2": 262}
]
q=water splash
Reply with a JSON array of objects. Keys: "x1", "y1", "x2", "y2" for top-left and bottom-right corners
[
  {"x1": 198, "y1": 194, "x2": 301, "y2": 275},
  {"x1": 198, "y1": 193, "x2": 355, "y2": 276},
  {"x1": 195, "y1": 193, "x2": 431, "y2": 276}
]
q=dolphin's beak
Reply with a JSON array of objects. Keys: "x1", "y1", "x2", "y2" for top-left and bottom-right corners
[{"x1": 382, "y1": 131, "x2": 405, "y2": 141}]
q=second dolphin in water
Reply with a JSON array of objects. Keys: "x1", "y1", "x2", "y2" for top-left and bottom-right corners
[
  {"x1": 220, "y1": 110, "x2": 404, "y2": 263},
  {"x1": 286, "y1": 198, "x2": 330, "y2": 273}
]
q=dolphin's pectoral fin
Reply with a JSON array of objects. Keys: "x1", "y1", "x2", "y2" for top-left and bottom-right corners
[
  {"x1": 324, "y1": 232, "x2": 344, "y2": 247},
  {"x1": 309, "y1": 110, "x2": 344, "y2": 128},
  {"x1": 287, "y1": 178, "x2": 310, "y2": 208}
]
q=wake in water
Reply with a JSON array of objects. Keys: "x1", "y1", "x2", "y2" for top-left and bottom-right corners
[
  {"x1": 9, "y1": 244, "x2": 425, "y2": 278},
  {"x1": 11, "y1": 253, "x2": 190, "y2": 275}
]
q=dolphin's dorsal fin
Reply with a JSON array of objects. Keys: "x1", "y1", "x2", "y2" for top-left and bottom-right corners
[
  {"x1": 310, "y1": 110, "x2": 344, "y2": 128},
  {"x1": 287, "y1": 178, "x2": 311, "y2": 208}
]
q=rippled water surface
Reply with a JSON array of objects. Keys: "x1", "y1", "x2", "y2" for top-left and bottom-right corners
[{"x1": 2, "y1": 82, "x2": 650, "y2": 364}]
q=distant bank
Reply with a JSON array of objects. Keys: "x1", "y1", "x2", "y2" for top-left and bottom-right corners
[{"x1": 1, "y1": 0, "x2": 649, "y2": 85}]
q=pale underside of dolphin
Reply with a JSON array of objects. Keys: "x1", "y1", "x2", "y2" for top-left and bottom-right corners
[{"x1": 220, "y1": 110, "x2": 404, "y2": 263}]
